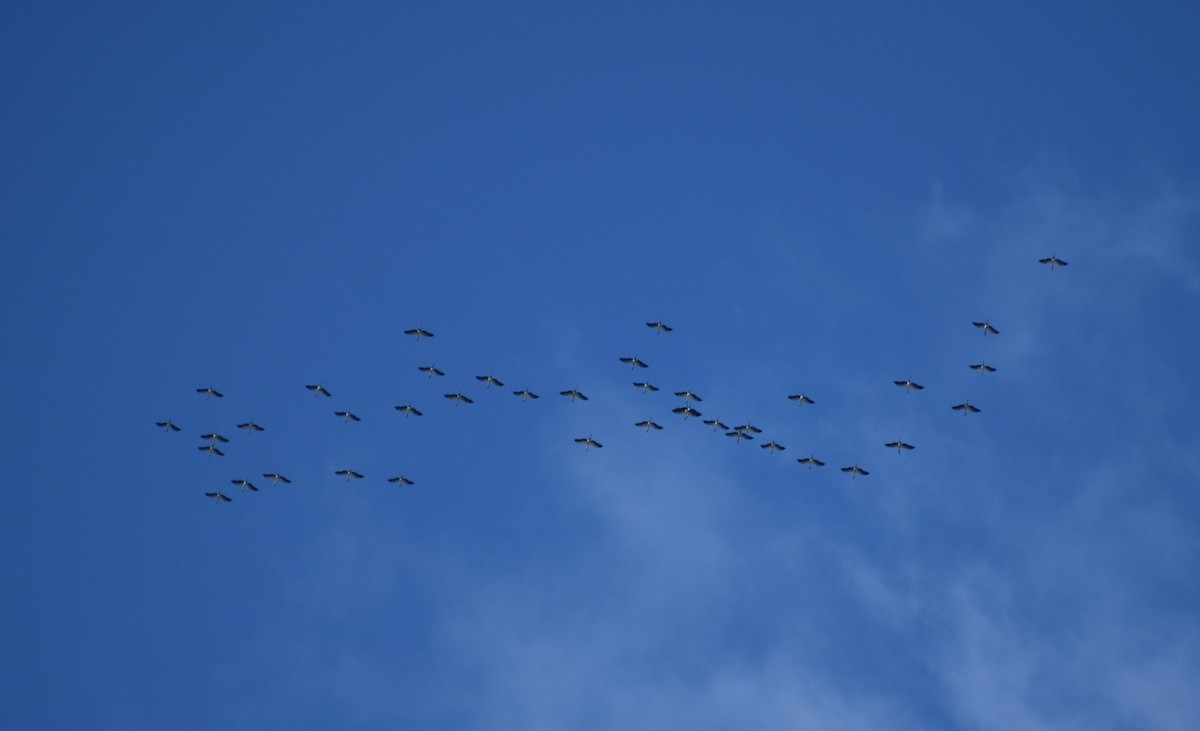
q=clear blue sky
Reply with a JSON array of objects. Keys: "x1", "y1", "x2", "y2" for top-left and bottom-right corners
[{"x1": 3, "y1": 2, "x2": 1199, "y2": 728}]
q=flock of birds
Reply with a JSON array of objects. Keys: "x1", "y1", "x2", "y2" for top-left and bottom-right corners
[{"x1": 160, "y1": 256, "x2": 1069, "y2": 504}]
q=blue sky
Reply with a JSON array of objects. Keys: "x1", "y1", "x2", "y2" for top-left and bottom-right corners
[{"x1": 3, "y1": 2, "x2": 1200, "y2": 728}]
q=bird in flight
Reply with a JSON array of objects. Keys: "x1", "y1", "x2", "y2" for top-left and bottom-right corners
[
  {"x1": 893, "y1": 379, "x2": 924, "y2": 392},
  {"x1": 574, "y1": 436, "x2": 603, "y2": 450},
  {"x1": 201, "y1": 433, "x2": 230, "y2": 444},
  {"x1": 633, "y1": 382, "x2": 659, "y2": 393},
  {"x1": 703, "y1": 418, "x2": 729, "y2": 431},
  {"x1": 635, "y1": 420, "x2": 664, "y2": 432},
  {"x1": 395, "y1": 404, "x2": 423, "y2": 417},
  {"x1": 787, "y1": 394, "x2": 815, "y2": 407},
  {"x1": 418, "y1": 365, "x2": 445, "y2": 378},
  {"x1": 972, "y1": 321, "x2": 1000, "y2": 335},
  {"x1": 841, "y1": 465, "x2": 869, "y2": 479},
  {"x1": 198, "y1": 445, "x2": 224, "y2": 457},
  {"x1": 675, "y1": 390, "x2": 702, "y2": 402},
  {"x1": 388, "y1": 476, "x2": 414, "y2": 486},
  {"x1": 237, "y1": 421, "x2": 265, "y2": 433},
  {"x1": 560, "y1": 389, "x2": 589, "y2": 401},
  {"x1": 968, "y1": 362, "x2": 996, "y2": 374},
  {"x1": 335, "y1": 411, "x2": 362, "y2": 422},
  {"x1": 156, "y1": 420, "x2": 181, "y2": 432},
  {"x1": 673, "y1": 405, "x2": 702, "y2": 420},
  {"x1": 761, "y1": 441, "x2": 786, "y2": 453},
  {"x1": 725, "y1": 430, "x2": 754, "y2": 443},
  {"x1": 205, "y1": 492, "x2": 232, "y2": 504},
  {"x1": 231, "y1": 479, "x2": 258, "y2": 492},
  {"x1": 476, "y1": 375, "x2": 504, "y2": 388},
  {"x1": 335, "y1": 470, "x2": 364, "y2": 481},
  {"x1": 445, "y1": 392, "x2": 474, "y2": 406},
  {"x1": 512, "y1": 389, "x2": 540, "y2": 400},
  {"x1": 1039, "y1": 255, "x2": 1068, "y2": 269},
  {"x1": 619, "y1": 356, "x2": 649, "y2": 369},
  {"x1": 884, "y1": 440, "x2": 915, "y2": 453},
  {"x1": 263, "y1": 473, "x2": 292, "y2": 485},
  {"x1": 951, "y1": 402, "x2": 982, "y2": 414},
  {"x1": 797, "y1": 456, "x2": 825, "y2": 469},
  {"x1": 196, "y1": 387, "x2": 223, "y2": 399},
  {"x1": 306, "y1": 384, "x2": 333, "y2": 397},
  {"x1": 731, "y1": 423, "x2": 763, "y2": 435},
  {"x1": 404, "y1": 328, "x2": 434, "y2": 340},
  {"x1": 646, "y1": 321, "x2": 673, "y2": 333}
]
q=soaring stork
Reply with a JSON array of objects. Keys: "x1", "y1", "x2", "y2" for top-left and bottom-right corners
[
  {"x1": 674, "y1": 390, "x2": 702, "y2": 403},
  {"x1": 731, "y1": 423, "x2": 763, "y2": 435},
  {"x1": 156, "y1": 420, "x2": 181, "y2": 432},
  {"x1": 619, "y1": 356, "x2": 649, "y2": 369},
  {"x1": 306, "y1": 384, "x2": 333, "y2": 397},
  {"x1": 418, "y1": 365, "x2": 445, "y2": 378},
  {"x1": 196, "y1": 387, "x2": 223, "y2": 399},
  {"x1": 893, "y1": 379, "x2": 924, "y2": 392},
  {"x1": 884, "y1": 440, "x2": 915, "y2": 453},
  {"x1": 560, "y1": 389, "x2": 589, "y2": 402},
  {"x1": 703, "y1": 418, "x2": 729, "y2": 432},
  {"x1": 673, "y1": 405, "x2": 702, "y2": 420},
  {"x1": 972, "y1": 321, "x2": 1000, "y2": 335},
  {"x1": 951, "y1": 402, "x2": 982, "y2": 414},
  {"x1": 761, "y1": 441, "x2": 786, "y2": 453},
  {"x1": 646, "y1": 321, "x2": 673, "y2": 333},
  {"x1": 395, "y1": 404, "x2": 423, "y2": 417},
  {"x1": 388, "y1": 476, "x2": 415, "y2": 486},
  {"x1": 200, "y1": 433, "x2": 230, "y2": 444},
  {"x1": 797, "y1": 456, "x2": 825, "y2": 469},
  {"x1": 633, "y1": 382, "x2": 659, "y2": 393},
  {"x1": 335, "y1": 470, "x2": 364, "y2": 481},
  {"x1": 335, "y1": 411, "x2": 362, "y2": 422},
  {"x1": 445, "y1": 392, "x2": 474, "y2": 406},
  {"x1": 635, "y1": 420, "x2": 664, "y2": 432},
  {"x1": 841, "y1": 465, "x2": 869, "y2": 479},
  {"x1": 512, "y1": 389, "x2": 540, "y2": 400},
  {"x1": 237, "y1": 421, "x2": 265, "y2": 433},
  {"x1": 574, "y1": 436, "x2": 603, "y2": 450},
  {"x1": 725, "y1": 430, "x2": 754, "y2": 443},
  {"x1": 205, "y1": 492, "x2": 232, "y2": 504},
  {"x1": 476, "y1": 375, "x2": 504, "y2": 388},
  {"x1": 231, "y1": 479, "x2": 258, "y2": 492},
  {"x1": 262, "y1": 473, "x2": 292, "y2": 485},
  {"x1": 787, "y1": 394, "x2": 815, "y2": 407},
  {"x1": 1039, "y1": 255, "x2": 1068, "y2": 269},
  {"x1": 198, "y1": 445, "x2": 224, "y2": 457},
  {"x1": 404, "y1": 328, "x2": 435, "y2": 340},
  {"x1": 969, "y1": 362, "x2": 997, "y2": 374}
]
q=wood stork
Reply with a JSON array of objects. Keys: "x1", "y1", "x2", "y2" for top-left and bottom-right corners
[
  {"x1": 205, "y1": 492, "x2": 232, "y2": 503},
  {"x1": 969, "y1": 362, "x2": 997, "y2": 374},
  {"x1": 445, "y1": 392, "x2": 474, "y2": 406},
  {"x1": 262, "y1": 473, "x2": 292, "y2": 485},
  {"x1": 703, "y1": 418, "x2": 729, "y2": 431},
  {"x1": 885, "y1": 440, "x2": 915, "y2": 453},
  {"x1": 731, "y1": 423, "x2": 763, "y2": 435},
  {"x1": 404, "y1": 328, "x2": 435, "y2": 340},
  {"x1": 196, "y1": 387, "x2": 223, "y2": 399},
  {"x1": 797, "y1": 456, "x2": 825, "y2": 469},
  {"x1": 512, "y1": 389, "x2": 540, "y2": 400},
  {"x1": 237, "y1": 421, "x2": 265, "y2": 433},
  {"x1": 951, "y1": 402, "x2": 982, "y2": 414},
  {"x1": 646, "y1": 321, "x2": 673, "y2": 333},
  {"x1": 418, "y1": 365, "x2": 445, "y2": 378},
  {"x1": 1039, "y1": 255, "x2": 1068, "y2": 269},
  {"x1": 635, "y1": 420, "x2": 664, "y2": 432},
  {"x1": 674, "y1": 390, "x2": 702, "y2": 402},
  {"x1": 841, "y1": 465, "x2": 869, "y2": 479},
  {"x1": 787, "y1": 394, "x2": 815, "y2": 406},
  {"x1": 231, "y1": 479, "x2": 258, "y2": 492},
  {"x1": 673, "y1": 405, "x2": 702, "y2": 420},
  {"x1": 476, "y1": 375, "x2": 504, "y2": 388},
  {"x1": 894, "y1": 379, "x2": 924, "y2": 392},
  {"x1": 335, "y1": 469, "x2": 364, "y2": 481},
  {"x1": 574, "y1": 436, "x2": 603, "y2": 450},
  {"x1": 198, "y1": 445, "x2": 225, "y2": 457},
  {"x1": 388, "y1": 476, "x2": 415, "y2": 486},
  {"x1": 972, "y1": 321, "x2": 1000, "y2": 335},
  {"x1": 619, "y1": 356, "x2": 649, "y2": 369},
  {"x1": 200, "y1": 433, "x2": 230, "y2": 443},
  {"x1": 306, "y1": 384, "x2": 333, "y2": 397},
  {"x1": 633, "y1": 382, "x2": 659, "y2": 393},
  {"x1": 761, "y1": 441, "x2": 786, "y2": 453},
  {"x1": 335, "y1": 411, "x2": 362, "y2": 422},
  {"x1": 560, "y1": 389, "x2": 589, "y2": 401},
  {"x1": 156, "y1": 420, "x2": 181, "y2": 432},
  {"x1": 725, "y1": 430, "x2": 754, "y2": 443},
  {"x1": 395, "y1": 404, "x2": 423, "y2": 417}
]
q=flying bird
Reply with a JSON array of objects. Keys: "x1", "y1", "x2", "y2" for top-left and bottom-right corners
[
  {"x1": 894, "y1": 379, "x2": 924, "y2": 392},
  {"x1": 951, "y1": 402, "x2": 982, "y2": 414},
  {"x1": 476, "y1": 375, "x2": 504, "y2": 388},
  {"x1": 205, "y1": 492, "x2": 232, "y2": 504},
  {"x1": 674, "y1": 391, "x2": 702, "y2": 402},
  {"x1": 200, "y1": 433, "x2": 230, "y2": 444},
  {"x1": 1039, "y1": 255, "x2": 1068, "y2": 269},
  {"x1": 787, "y1": 394, "x2": 815, "y2": 406},
  {"x1": 306, "y1": 384, "x2": 333, "y2": 397},
  {"x1": 335, "y1": 411, "x2": 362, "y2": 422},
  {"x1": 560, "y1": 389, "x2": 589, "y2": 401},
  {"x1": 635, "y1": 420, "x2": 664, "y2": 432},
  {"x1": 156, "y1": 420, "x2": 181, "y2": 432},
  {"x1": 731, "y1": 423, "x2": 763, "y2": 435},
  {"x1": 761, "y1": 441, "x2": 786, "y2": 453},
  {"x1": 231, "y1": 479, "x2": 258, "y2": 492},
  {"x1": 973, "y1": 321, "x2": 1000, "y2": 335},
  {"x1": 196, "y1": 387, "x2": 223, "y2": 399},
  {"x1": 512, "y1": 389, "x2": 540, "y2": 400},
  {"x1": 395, "y1": 404, "x2": 423, "y2": 417},
  {"x1": 703, "y1": 418, "x2": 729, "y2": 431},
  {"x1": 885, "y1": 440, "x2": 915, "y2": 453},
  {"x1": 198, "y1": 445, "x2": 224, "y2": 457},
  {"x1": 797, "y1": 456, "x2": 825, "y2": 469},
  {"x1": 335, "y1": 470, "x2": 364, "y2": 481},
  {"x1": 404, "y1": 328, "x2": 434, "y2": 340},
  {"x1": 262, "y1": 473, "x2": 292, "y2": 485},
  {"x1": 841, "y1": 465, "x2": 869, "y2": 479},
  {"x1": 673, "y1": 406, "x2": 702, "y2": 420},
  {"x1": 646, "y1": 321, "x2": 673, "y2": 333},
  {"x1": 725, "y1": 430, "x2": 754, "y2": 443},
  {"x1": 633, "y1": 382, "x2": 659, "y2": 393},
  {"x1": 969, "y1": 362, "x2": 997, "y2": 374},
  {"x1": 418, "y1": 365, "x2": 445, "y2": 378},
  {"x1": 388, "y1": 476, "x2": 415, "y2": 486},
  {"x1": 237, "y1": 421, "x2": 265, "y2": 433},
  {"x1": 444, "y1": 392, "x2": 474, "y2": 406},
  {"x1": 574, "y1": 436, "x2": 603, "y2": 450},
  {"x1": 619, "y1": 356, "x2": 649, "y2": 369}
]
